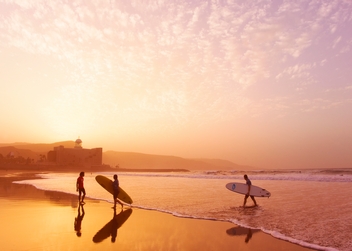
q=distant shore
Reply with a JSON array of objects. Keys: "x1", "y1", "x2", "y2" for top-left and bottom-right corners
[
  {"x1": 0, "y1": 164, "x2": 189, "y2": 173},
  {"x1": 115, "y1": 168, "x2": 189, "y2": 172}
]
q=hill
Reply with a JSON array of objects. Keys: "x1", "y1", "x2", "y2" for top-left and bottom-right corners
[
  {"x1": 0, "y1": 142, "x2": 254, "y2": 171},
  {"x1": 0, "y1": 146, "x2": 40, "y2": 160},
  {"x1": 193, "y1": 158, "x2": 255, "y2": 170},
  {"x1": 103, "y1": 151, "x2": 249, "y2": 170},
  {"x1": 0, "y1": 141, "x2": 76, "y2": 153}
]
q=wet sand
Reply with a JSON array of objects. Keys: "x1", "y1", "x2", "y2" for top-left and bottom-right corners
[{"x1": 0, "y1": 171, "x2": 315, "y2": 251}]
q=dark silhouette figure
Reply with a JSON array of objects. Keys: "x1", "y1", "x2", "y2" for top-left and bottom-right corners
[
  {"x1": 76, "y1": 171, "x2": 86, "y2": 204},
  {"x1": 243, "y1": 174, "x2": 257, "y2": 207},
  {"x1": 74, "y1": 204, "x2": 85, "y2": 237},
  {"x1": 113, "y1": 174, "x2": 123, "y2": 208}
]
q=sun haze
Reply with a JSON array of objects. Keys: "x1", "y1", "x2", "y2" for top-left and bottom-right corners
[{"x1": 0, "y1": 1, "x2": 351, "y2": 169}]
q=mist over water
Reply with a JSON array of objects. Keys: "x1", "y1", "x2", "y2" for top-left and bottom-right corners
[{"x1": 14, "y1": 169, "x2": 352, "y2": 251}]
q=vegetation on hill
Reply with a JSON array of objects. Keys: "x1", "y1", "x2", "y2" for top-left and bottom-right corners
[{"x1": 0, "y1": 141, "x2": 254, "y2": 171}]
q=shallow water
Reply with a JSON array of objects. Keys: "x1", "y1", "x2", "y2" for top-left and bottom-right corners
[{"x1": 13, "y1": 169, "x2": 352, "y2": 251}]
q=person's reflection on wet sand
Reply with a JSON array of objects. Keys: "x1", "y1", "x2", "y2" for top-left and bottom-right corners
[
  {"x1": 111, "y1": 207, "x2": 119, "y2": 242},
  {"x1": 245, "y1": 228, "x2": 253, "y2": 243},
  {"x1": 226, "y1": 226, "x2": 259, "y2": 243},
  {"x1": 74, "y1": 204, "x2": 85, "y2": 237},
  {"x1": 93, "y1": 207, "x2": 133, "y2": 243}
]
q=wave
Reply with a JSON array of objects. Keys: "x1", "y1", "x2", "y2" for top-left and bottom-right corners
[
  {"x1": 97, "y1": 169, "x2": 352, "y2": 182},
  {"x1": 264, "y1": 230, "x2": 339, "y2": 251}
]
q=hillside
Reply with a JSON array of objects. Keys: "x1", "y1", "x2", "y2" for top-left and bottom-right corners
[
  {"x1": 103, "y1": 151, "x2": 248, "y2": 170},
  {"x1": 0, "y1": 142, "x2": 254, "y2": 171},
  {"x1": 0, "y1": 146, "x2": 40, "y2": 160},
  {"x1": 0, "y1": 141, "x2": 76, "y2": 153},
  {"x1": 193, "y1": 158, "x2": 255, "y2": 170}
]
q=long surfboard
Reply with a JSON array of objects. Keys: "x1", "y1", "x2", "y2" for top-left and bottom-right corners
[
  {"x1": 226, "y1": 182, "x2": 271, "y2": 197},
  {"x1": 95, "y1": 175, "x2": 133, "y2": 204}
]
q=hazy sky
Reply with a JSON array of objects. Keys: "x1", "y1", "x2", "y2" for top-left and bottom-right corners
[{"x1": 1, "y1": 0, "x2": 351, "y2": 169}]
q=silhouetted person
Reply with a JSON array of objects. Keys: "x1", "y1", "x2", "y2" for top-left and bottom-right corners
[
  {"x1": 113, "y1": 174, "x2": 123, "y2": 208},
  {"x1": 76, "y1": 171, "x2": 86, "y2": 204},
  {"x1": 243, "y1": 174, "x2": 257, "y2": 207},
  {"x1": 74, "y1": 204, "x2": 85, "y2": 237}
]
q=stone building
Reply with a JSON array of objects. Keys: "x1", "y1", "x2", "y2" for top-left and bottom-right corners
[{"x1": 47, "y1": 138, "x2": 102, "y2": 167}]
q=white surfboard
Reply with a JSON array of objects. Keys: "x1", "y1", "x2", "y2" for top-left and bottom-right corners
[{"x1": 226, "y1": 182, "x2": 271, "y2": 197}]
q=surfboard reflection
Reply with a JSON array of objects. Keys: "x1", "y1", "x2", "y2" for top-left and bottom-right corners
[
  {"x1": 93, "y1": 208, "x2": 133, "y2": 243},
  {"x1": 226, "y1": 226, "x2": 260, "y2": 243}
]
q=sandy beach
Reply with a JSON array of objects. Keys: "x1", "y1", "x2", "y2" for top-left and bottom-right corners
[{"x1": 0, "y1": 171, "x2": 316, "y2": 251}]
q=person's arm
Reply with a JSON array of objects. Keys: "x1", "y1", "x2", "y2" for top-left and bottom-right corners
[{"x1": 247, "y1": 184, "x2": 251, "y2": 195}]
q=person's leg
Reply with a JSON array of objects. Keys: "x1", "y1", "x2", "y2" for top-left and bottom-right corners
[
  {"x1": 250, "y1": 196, "x2": 257, "y2": 206},
  {"x1": 113, "y1": 192, "x2": 117, "y2": 208},
  {"x1": 116, "y1": 191, "x2": 123, "y2": 207},
  {"x1": 117, "y1": 199, "x2": 123, "y2": 208},
  {"x1": 80, "y1": 188, "x2": 86, "y2": 203},
  {"x1": 243, "y1": 194, "x2": 249, "y2": 207},
  {"x1": 115, "y1": 191, "x2": 123, "y2": 208}
]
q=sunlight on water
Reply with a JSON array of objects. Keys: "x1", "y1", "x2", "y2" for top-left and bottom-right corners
[{"x1": 14, "y1": 170, "x2": 352, "y2": 251}]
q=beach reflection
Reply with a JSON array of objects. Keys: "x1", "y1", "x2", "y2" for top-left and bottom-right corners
[
  {"x1": 226, "y1": 226, "x2": 260, "y2": 243},
  {"x1": 74, "y1": 204, "x2": 85, "y2": 237},
  {"x1": 0, "y1": 176, "x2": 79, "y2": 207},
  {"x1": 93, "y1": 208, "x2": 133, "y2": 243}
]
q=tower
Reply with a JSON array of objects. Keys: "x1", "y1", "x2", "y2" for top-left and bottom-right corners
[{"x1": 74, "y1": 138, "x2": 82, "y2": 149}]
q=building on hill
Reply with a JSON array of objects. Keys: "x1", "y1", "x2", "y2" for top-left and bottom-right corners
[{"x1": 47, "y1": 138, "x2": 102, "y2": 167}]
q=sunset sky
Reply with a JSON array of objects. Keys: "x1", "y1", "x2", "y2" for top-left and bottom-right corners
[{"x1": 1, "y1": 0, "x2": 351, "y2": 169}]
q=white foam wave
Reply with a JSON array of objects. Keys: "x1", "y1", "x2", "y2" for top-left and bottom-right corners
[
  {"x1": 33, "y1": 169, "x2": 352, "y2": 182},
  {"x1": 263, "y1": 230, "x2": 339, "y2": 251},
  {"x1": 103, "y1": 171, "x2": 352, "y2": 182},
  {"x1": 125, "y1": 204, "x2": 340, "y2": 251}
]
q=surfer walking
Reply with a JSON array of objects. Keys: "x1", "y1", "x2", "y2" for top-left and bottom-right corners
[
  {"x1": 76, "y1": 172, "x2": 86, "y2": 204},
  {"x1": 243, "y1": 174, "x2": 257, "y2": 207},
  {"x1": 113, "y1": 174, "x2": 123, "y2": 208}
]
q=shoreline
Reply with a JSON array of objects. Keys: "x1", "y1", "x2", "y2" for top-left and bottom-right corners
[
  {"x1": 0, "y1": 170, "x2": 317, "y2": 251},
  {"x1": 0, "y1": 165, "x2": 190, "y2": 173}
]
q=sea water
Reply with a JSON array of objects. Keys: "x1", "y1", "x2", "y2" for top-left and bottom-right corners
[{"x1": 14, "y1": 168, "x2": 352, "y2": 251}]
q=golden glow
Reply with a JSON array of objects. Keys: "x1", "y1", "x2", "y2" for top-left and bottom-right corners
[{"x1": 1, "y1": 1, "x2": 352, "y2": 169}]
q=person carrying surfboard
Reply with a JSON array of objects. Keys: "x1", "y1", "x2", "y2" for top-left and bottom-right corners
[
  {"x1": 113, "y1": 174, "x2": 123, "y2": 208},
  {"x1": 76, "y1": 172, "x2": 86, "y2": 204},
  {"x1": 243, "y1": 174, "x2": 257, "y2": 207}
]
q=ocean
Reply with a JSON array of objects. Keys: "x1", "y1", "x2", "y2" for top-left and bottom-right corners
[{"x1": 14, "y1": 168, "x2": 352, "y2": 251}]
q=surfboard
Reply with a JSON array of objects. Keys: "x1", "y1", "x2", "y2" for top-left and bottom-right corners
[
  {"x1": 225, "y1": 182, "x2": 271, "y2": 197},
  {"x1": 95, "y1": 175, "x2": 133, "y2": 204}
]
